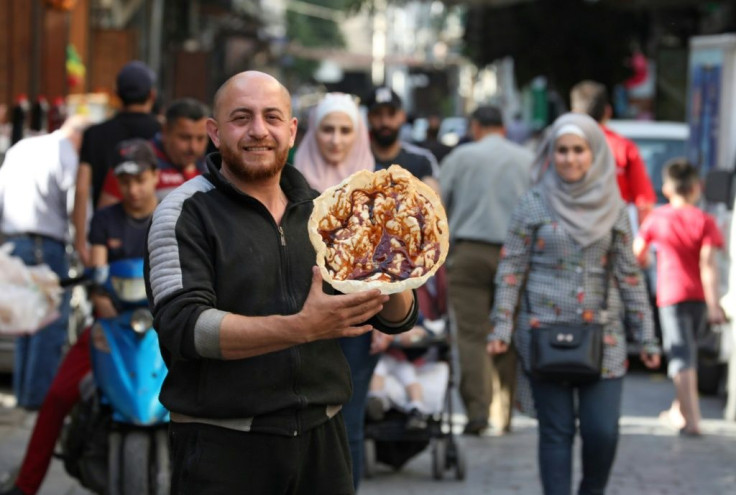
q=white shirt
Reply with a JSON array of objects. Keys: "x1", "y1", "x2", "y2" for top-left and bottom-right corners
[{"x1": 0, "y1": 131, "x2": 78, "y2": 242}]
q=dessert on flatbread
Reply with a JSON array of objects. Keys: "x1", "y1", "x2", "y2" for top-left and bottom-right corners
[{"x1": 308, "y1": 165, "x2": 449, "y2": 294}]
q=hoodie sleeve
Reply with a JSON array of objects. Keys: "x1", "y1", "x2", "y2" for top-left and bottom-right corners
[{"x1": 145, "y1": 177, "x2": 225, "y2": 361}]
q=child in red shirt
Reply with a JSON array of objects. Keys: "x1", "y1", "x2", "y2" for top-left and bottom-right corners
[{"x1": 634, "y1": 159, "x2": 725, "y2": 436}]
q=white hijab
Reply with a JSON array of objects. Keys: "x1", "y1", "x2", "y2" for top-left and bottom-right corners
[
  {"x1": 294, "y1": 93, "x2": 374, "y2": 192},
  {"x1": 531, "y1": 113, "x2": 623, "y2": 247}
]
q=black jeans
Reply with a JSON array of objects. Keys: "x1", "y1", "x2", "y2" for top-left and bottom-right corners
[
  {"x1": 530, "y1": 377, "x2": 623, "y2": 495},
  {"x1": 169, "y1": 414, "x2": 354, "y2": 495}
]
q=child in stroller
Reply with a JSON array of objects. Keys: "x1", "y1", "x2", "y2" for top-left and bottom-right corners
[
  {"x1": 366, "y1": 316, "x2": 448, "y2": 429},
  {"x1": 363, "y1": 267, "x2": 466, "y2": 480}
]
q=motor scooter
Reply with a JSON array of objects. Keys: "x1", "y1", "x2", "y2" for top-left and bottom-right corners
[{"x1": 60, "y1": 258, "x2": 169, "y2": 495}]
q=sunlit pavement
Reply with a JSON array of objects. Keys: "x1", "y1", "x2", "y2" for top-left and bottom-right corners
[
  {"x1": 360, "y1": 370, "x2": 736, "y2": 495},
  {"x1": 0, "y1": 370, "x2": 734, "y2": 494}
]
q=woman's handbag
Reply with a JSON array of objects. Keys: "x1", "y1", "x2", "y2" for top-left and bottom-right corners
[
  {"x1": 531, "y1": 323, "x2": 604, "y2": 384},
  {"x1": 526, "y1": 231, "x2": 615, "y2": 385}
]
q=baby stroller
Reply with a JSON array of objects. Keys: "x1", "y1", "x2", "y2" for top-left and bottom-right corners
[{"x1": 362, "y1": 316, "x2": 466, "y2": 481}]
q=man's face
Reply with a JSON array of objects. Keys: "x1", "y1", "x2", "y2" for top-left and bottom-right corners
[
  {"x1": 118, "y1": 169, "x2": 159, "y2": 210},
  {"x1": 367, "y1": 105, "x2": 404, "y2": 147},
  {"x1": 207, "y1": 74, "x2": 297, "y2": 182},
  {"x1": 162, "y1": 117, "x2": 208, "y2": 170}
]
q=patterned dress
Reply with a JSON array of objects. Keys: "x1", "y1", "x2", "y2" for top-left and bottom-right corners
[{"x1": 490, "y1": 187, "x2": 659, "y2": 412}]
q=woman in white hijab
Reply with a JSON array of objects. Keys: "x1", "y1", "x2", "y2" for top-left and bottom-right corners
[
  {"x1": 294, "y1": 92, "x2": 373, "y2": 192},
  {"x1": 488, "y1": 113, "x2": 661, "y2": 495},
  {"x1": 294, "y1": 93, "x2": 376, "y2": 490}
]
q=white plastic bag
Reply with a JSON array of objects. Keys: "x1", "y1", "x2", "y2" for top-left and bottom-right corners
[{"x1": 0, "y1": 243, "x2": 62, "y2": 335}]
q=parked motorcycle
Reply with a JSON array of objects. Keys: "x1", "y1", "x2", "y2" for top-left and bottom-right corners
[{"x1": 60, "y1": 258, "x2": 169, "y2": 495}]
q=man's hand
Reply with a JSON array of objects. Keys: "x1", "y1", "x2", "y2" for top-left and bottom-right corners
[
  {"x1": 295, "y1": 267, "x2": 388, "y2": 342},
  {"x1": 639, "y1": 350, "x2": 661, "y2": 370},
  {"x1": 75, "y1": 237, "x2": 90, "y2": 267},
  {"x1": 487, "y1": 340, "x2": 509, "y2": 356}
]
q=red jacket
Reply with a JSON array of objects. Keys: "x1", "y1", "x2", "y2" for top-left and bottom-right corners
[{"x1": 602, "y1": 126, "x2": 656, "y2": 218}]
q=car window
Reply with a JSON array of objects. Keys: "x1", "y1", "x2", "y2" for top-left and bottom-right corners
[{"x1": 630, "y1": 138, "x2": 687, "y2": 205}]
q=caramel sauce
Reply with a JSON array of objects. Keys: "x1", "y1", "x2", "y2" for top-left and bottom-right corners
[{"x1": 320, "y1": 179, "x2": 439, "y2": 282}]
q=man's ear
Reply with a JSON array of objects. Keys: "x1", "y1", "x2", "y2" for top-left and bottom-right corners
[
  {"x1": 398, "y1": 108, "x2": 407, "y2": 124},
  {"x1": 289, "y1": 117, "x2": 298, "y2": 148},
  {"x1": 206, "y1": 118, "x2": 220, "y2": 148}
]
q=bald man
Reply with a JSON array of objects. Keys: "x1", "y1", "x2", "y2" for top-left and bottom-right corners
[{"x1": 145, "y1": 71, "x2": 417, "y2": 493}]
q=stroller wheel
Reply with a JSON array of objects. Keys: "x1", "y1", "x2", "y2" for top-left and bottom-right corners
[
  {"x1": 448, "y1": 439, "x2": 467, "y2": 480},
  {"x1": 431, "y1": 438, "x2": 446, "y2": 480},
  {"x1": 363, "y1": 439, "x2": 377, "y2": 479}
]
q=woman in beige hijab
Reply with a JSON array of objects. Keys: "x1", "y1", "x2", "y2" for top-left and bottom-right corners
[{"x1": 488, "y1": 113, "x2": 661, "y2": 495}]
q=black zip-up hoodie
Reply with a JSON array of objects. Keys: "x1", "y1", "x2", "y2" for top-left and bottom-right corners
[{"x1": 145, "y1": 154, "x2": 417, "y2": 436}]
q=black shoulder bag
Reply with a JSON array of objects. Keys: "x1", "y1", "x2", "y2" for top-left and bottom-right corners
[{"x1": 527, "y1": 231, "x2": 616, "y2": 385}]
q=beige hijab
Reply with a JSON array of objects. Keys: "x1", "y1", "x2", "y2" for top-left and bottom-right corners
[
  {"x1": 294, "y1": 93, "x2": 374, "y2": 192},
  {"x1": 531, "y1": 113, "x2": 623, "y2": 247}
]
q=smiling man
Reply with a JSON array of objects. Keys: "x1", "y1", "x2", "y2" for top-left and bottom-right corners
[
  {"x1": 145, "y1": 71, "x2": 417, "y2": 494},
  {"x1": 97, "y1": 98, "x2": 209, "y2": 205}
]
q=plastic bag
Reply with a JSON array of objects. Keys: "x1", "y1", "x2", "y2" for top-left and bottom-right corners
[{"x1": 0, "y1": 243, "x2": 62, "y2": 335}]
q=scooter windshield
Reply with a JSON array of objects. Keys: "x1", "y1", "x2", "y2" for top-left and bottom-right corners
[{"x1": 106, "y1": 259, "x2": 147, "y2": 304}]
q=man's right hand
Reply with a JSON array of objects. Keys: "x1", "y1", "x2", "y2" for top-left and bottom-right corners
[
  {"x1": 295, "y1": 267, "x2": 388, "y2": 342},
  {"x1": 75, "y1": 237, "x2": 90, "y2": 266}
]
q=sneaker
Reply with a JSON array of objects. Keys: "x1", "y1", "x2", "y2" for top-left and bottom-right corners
[
  {"x1": 405, "y1": 408, "x2": 427, "y2": 430},
  {"x1": 365, "y1": 396, "x2": 385, "y2": 422}
]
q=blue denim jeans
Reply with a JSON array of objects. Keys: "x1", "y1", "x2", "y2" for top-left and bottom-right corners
[
  {"x1": 530, "y1": 377, "x2": 623, "y2": 495},
  {"x1": 9, "y1": 235, "x2": 70, "y2": 409},
  {"x1": 339, "y1": 333, "x2": 379, "y2": 490}
]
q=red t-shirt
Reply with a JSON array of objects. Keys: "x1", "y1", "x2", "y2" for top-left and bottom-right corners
[
  {"x1": 638, "y1": 204, "x2": 724, "y2": 306},
  {"x1": 602, "y1": 126, "x2": 656, "y2": 208}
]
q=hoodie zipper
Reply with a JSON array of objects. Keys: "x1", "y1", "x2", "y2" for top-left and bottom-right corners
[{"x1": 277, "y1": 206, "x2": 309, "y2": 434}]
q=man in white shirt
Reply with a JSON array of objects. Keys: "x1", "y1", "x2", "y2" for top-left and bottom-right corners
[{"x1": 0, "y1": 115, "x2": 88, "y2": 409}]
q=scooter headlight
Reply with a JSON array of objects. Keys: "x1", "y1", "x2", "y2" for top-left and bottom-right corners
[
  {"x1": 110, "y1": 276, "x2": 147, "y2": 303},
  {"x1": 130, "y1": 308, "x2": 154, "y2": 334},
  {"x1": 91, "y1": 323, "x2": 111, "y2": 353}
]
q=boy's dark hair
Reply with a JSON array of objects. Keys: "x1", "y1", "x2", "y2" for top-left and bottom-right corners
[
  {"x1": 570, "y1": 80, "x2": 608, "y2": 123},
  {"x1": 165, "y1": 98, "x2": 209, "y2": 124},
  {"x1": 663, "y1": 158, "x2": 699, "y2": 196}
]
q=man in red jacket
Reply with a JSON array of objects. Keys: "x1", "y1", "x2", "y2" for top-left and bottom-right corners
[{"x1": 571, "y1": 80, "x2": 656, "y2": 224}]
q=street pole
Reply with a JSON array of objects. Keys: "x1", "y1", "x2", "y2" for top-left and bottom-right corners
[
  {"x1": 371, "y1": 0, "x2": 387, "y2": 86},
  {"x1": 148, "y1": 0, "x2": 164, "y2": 82}
]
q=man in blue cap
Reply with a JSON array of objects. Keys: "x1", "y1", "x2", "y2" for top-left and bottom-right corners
[{"x1": 71, "y1": 60, "x2": 162, "y2": 265}]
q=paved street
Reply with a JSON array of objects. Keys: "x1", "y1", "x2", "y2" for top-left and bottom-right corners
[{"x1": 0, "y1": 370, "x2": 734, "y2": 495}]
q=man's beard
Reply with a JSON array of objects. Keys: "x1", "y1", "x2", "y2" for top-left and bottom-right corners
[
  {"x1": 371, "y1": 127, "x2": 400, "y2": 147},
  {"x1": 219, "y1": 140, "x2": 288, "y2": 182}
]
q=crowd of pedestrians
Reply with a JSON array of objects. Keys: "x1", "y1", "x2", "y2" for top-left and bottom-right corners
[{"x1": 0, "y1": 64, "x2": 726, "y2": 495}]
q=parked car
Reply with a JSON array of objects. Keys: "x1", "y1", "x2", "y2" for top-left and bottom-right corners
[{"x1": 438, "y1": 117, "x2": 468, "y2": 147}]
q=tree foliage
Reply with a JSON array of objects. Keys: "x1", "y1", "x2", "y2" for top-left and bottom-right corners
[{"x1": 286, "y1": 0, "x2": 357, "y2": 81}]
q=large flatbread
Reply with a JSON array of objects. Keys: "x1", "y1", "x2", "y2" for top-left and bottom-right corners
[{"x1": 308, "y1": 165, "x2": 449, "y2": 294}]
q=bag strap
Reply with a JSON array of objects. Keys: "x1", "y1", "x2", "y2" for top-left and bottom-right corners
[{"x1": 523, "y1": 227, "x2": 617, "y2": 316}]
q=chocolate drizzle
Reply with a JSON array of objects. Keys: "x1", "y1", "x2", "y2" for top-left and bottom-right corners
[{"x1": 320, "y1": 177, "x2": 441, "y2": 282}]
